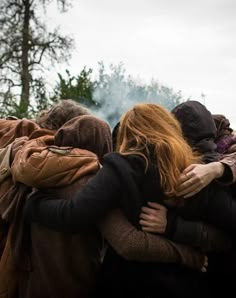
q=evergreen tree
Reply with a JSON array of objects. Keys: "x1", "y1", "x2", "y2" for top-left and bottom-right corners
[{"x1": 52, "y1": 68, "x2": 97, "y2": 108}]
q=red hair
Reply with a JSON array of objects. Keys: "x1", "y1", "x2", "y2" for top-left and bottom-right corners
[{"x1": 117, "y1": 103, "x2": 202, "y2": 195}]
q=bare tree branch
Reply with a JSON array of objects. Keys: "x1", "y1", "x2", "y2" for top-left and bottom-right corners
[{"x1": 0, "y1": 0, "x2": 74, "y2": 116}]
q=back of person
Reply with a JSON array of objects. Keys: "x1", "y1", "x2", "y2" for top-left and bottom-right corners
[
  {"x1": 12, "y1": 114, "x2": 112, "y2": 298},
  {"x1": 0, "y1": 117, "x2": 41, "y2": 298},
  {"x1": 0, "y1": 101, "x2": 92, "y2": 298},
  {"x1": 172, "y1": 100, "x2": 236, "y2": 294},
  {"x1": 22, "y1": 179, "x2": 103, "y2": 298}
]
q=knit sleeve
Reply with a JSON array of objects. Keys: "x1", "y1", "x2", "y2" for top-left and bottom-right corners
[{"x1": 99, "y1": 209, "x2": 205, "y2": 271}]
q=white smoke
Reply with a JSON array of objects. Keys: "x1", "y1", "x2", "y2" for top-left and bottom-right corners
[{"x1": 91, "y1": 63, "x2": 183, "y2": 129}]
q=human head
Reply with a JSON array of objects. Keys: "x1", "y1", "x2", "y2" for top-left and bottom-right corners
[
  {"x1": 171, "y1": 101, "x2": 216, "y2": 147},
  {"x1": 171, "y1": 101, "x2": 221, "y2": 162},
  {"x1": 54, "y1": 114, "x2": 112, "y2": 164},
  {"x1": 35, "y1": 109, "x2": 48, "y2": 124},
  {"x1": 36, "y1": 99, "x2": 90, "y2": 130},
  {"x1": 117, "y1": 103, "x2": 200, "y2": 194}
]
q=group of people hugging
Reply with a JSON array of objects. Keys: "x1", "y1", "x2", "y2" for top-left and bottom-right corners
[{"x1": 0, "y1": 99, "x2": 236, "y2": 298}]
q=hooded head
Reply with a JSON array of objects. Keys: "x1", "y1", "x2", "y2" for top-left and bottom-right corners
[
  {"x1": 171, "y1": 100, "x2": 220, "y2": 162},
  {"x1": 54, "y1": 114, "x2": 112, "y2": 164}
]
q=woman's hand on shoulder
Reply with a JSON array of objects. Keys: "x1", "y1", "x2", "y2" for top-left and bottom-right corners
[{"x1": 175, "y1": 162, "x2": 224, "y2": 198}]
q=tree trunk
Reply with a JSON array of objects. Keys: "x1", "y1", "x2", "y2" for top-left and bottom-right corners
[{"x1": 20, "y1": 0, "x2": 30, "y2": 114}]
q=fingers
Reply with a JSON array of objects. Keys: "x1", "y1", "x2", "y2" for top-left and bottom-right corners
[
  {"x1": 176, "y1": 181, "x2": 198, "y2": 198},
  {"x1": 177, "y1": 164, "x2": 213, "y2": 198},
  {"x1": 141, "y1": 203, "x2": 167, "y2": 215},
  {"x1": 139, "y1": 220, "x2": 157, "y2": 232},
  {"x1": 139, "y1": 218, "x2": 166, "y2": 233},
  {"x1": 176, "y1": 170, "x2": 201, "y2": 198},
  {"x1": 147, "y1": 201, "x2": 167, "y2": 211},
  {"x1": 139, "y1": 211, "x2": 155, "y2": 221},
  {"x1": 179, "y1": 165, "x2": 196, "y2": 181},
  {"x1": 200, "y1": 256, "x2": 208, "y2": 272},
  {"x1": 181, "y1": 164, "x2": 196, "y2": 175},
  {"x1": 139, "y1": 207, "x2": 161, "y2": 226},
  {"x1": 176, "y1": 176, "x2": 204, "y2": 198},
  {"x1": 176, "y1": 187, "x2": 198, "y2": 198},
  {"x1": 177, "y1": 172, "x2": 194, "y2": 189},
  {"x1": 139, "y1": 202, "x2": 167, "y2": 233}
]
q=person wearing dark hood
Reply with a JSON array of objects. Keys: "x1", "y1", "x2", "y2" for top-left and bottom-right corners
[
  {"x1": 0, "y1": 99, "x2": 90, "y2": 176},
  {"x1": 170, "y1": 101, "x2": 236, "y2": 199},
  {"x1": 171, "y1": 101, "x2": 236, "y2": 293},
  {"x1": 23, "y1": 103, "x2": 236, "y2": 297},
  {"x1": 0, "y1": 99, "x2": 91, "y2": 298},
  {"x1": 139, "y1": 100, "x2": 236, "y2": 233},
  {"x1": 140, "y1": 101, "x2": 236, "y2": 236},
  {"x1": 9, "y1": 114, "x2": 111, "y2": 298},
  {"x1": 139, "y1": 100, "x2": 236, "y2": 296}
]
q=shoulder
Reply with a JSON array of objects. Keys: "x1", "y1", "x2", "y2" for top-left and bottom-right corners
[
  {"x1": 104, "y1": 152, "x2": 146, "y2": 171},
  {"x1": 101, "y1": 153, "x2": 147, "y2": 188}
]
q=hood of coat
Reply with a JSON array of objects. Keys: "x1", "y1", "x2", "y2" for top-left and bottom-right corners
[
  {"x1": 171, "y1": 100, "x2": 220, "y2": 162},
  {"x1": 54, "y1": 115, "x2": 112, "y2": 164},
  {"x1": 0, "y1": 118, "x2": 40, "y2": 147}
]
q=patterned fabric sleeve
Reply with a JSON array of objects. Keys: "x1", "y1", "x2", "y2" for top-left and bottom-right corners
[{"x1": 99, "y1": 209, "x2": 205, "y2": 271}]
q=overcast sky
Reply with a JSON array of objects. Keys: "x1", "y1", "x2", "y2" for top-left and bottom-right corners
[{"x1": 47, "y1": 0, "x2": 236, "y2": 128}]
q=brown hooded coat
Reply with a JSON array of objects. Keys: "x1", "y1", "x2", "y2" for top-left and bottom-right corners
[{"x1": 11, "y1": 115, "x2": 112, "y2": 298}]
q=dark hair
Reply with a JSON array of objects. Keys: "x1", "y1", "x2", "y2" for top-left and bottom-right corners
[
  {"x1": 36, "y1": 99, "x2": 90, "y2": 130},
  {"x1": 112, "y1": 122, "x2": 120, "y2": 151}
]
